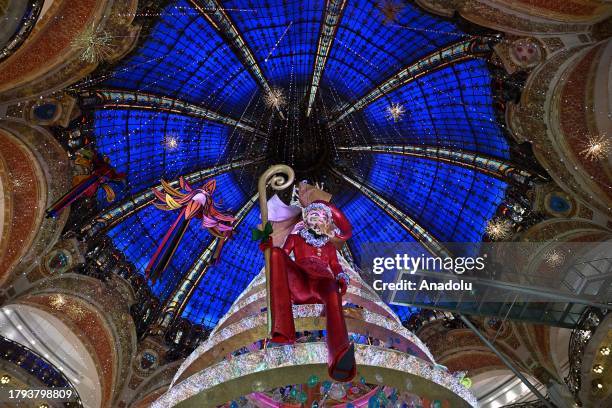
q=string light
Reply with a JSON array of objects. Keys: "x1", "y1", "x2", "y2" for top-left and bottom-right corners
[
  {"x1": 593, "y1": 379, "x2": 604, "y2": 391},
  {"x1": 264, "y1": 21, "x2": 292, "y2": 62}
]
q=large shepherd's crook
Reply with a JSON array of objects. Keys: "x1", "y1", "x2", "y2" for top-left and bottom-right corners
[{"x1": 258, "y1": 165, "x2": 295, "y2": 334}]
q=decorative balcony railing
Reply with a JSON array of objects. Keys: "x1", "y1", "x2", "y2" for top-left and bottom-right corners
[
  {"x1": 0, "y1": 0, "x2": 44, "y2": 63},
  {"x1": 0, "y1": 335, "x2": 82, "y2": 406},
  {"x1": 565, "y1": 306, "x2": 609, "y2": 402}
]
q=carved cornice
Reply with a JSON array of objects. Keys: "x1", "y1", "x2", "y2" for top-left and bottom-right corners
[
  {"x1": 416, "y1": 0, "x2": 593, "y2": 34},
  {"x1": 521, "y1": 218, "x2": 610, "y2": 242}
]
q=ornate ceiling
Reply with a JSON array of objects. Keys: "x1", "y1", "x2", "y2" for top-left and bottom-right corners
[{"x1": 78, "y1": 0, "x2": 513, "y2": 329}]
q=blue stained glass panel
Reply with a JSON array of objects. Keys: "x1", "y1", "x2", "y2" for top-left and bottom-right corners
[
  {"x1": 361, "y1": 60, "x2": 509, "y2": 158},
  {"x1": 323, "y1": 0, "x2": 462, "y2": 102},
  {"x1": 333, "y1": 189, "x2": 427, "y2": 266},
  {"x1": 365, "y1": 153, "x2": 507, "y2": 243},
  {"x1": 93, "y1": 108, "x2": 232, "y2": 201},
  {"x1": 182, "y1": 206, "x2": 264, "y2": 328},
  {"x1": 103, "y1": 0, "x2": 258, "y2": 117},
  {"x1": 224, "y1": 0, "x2": 324, "y2": 92}
]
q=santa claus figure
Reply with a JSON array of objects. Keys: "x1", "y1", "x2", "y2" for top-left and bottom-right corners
[{"x1": 260, "y1": 184, "x2": 355, "y2": 382}]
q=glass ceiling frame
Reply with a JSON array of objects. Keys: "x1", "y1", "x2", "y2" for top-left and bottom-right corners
[
  {"x1": 305, "y1": 0, "x2": 347, "y2": 117},
  {"x1": 88, "y1": 89, "x2": 266, "y2": 137},
  {"x1": 338, "y1": 145, "x2": 537, "y2": 183}
]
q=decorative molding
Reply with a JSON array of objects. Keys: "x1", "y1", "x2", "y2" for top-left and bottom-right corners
[{"x1": 0, "y1": 0, "x2": 141, "y2": 104}]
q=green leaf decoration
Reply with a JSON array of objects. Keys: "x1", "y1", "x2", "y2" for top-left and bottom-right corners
[{"x1": 251, "y1": 221, "x2": 273, "y2": 242}]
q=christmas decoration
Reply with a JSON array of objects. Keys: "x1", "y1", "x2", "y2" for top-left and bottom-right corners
[
  {"x1": 50, "y1": 294, "x2": 66, "y2": 309},
  {"x1": 46, "y1": 150, "x2": 125, "y2": 218},
  {"x1": 580, "y1": 134, "x2": 610, "y2": 161},
  {"x1": 386, "y1": 102, "x2": 406, "y2": 122},
  {"x1": 71, "y1": 24, "x2": 113, "y2": 64},
  {"x1": 485, "y1": 217, "x2": 513, "y2": 240},
  {"x1": 264, "y1": 87, "x2": 287, "y2": 110},
  {"x1": 163, "y1": 135, "x2": 179, "y2": 151},
  {"x1": 257, "y1": 167, "x2": 356, "y2": 381},
  {"x1": 154, "y1": 253, "x2": 476, "y2": 407},
  {"x1": 544, "y1": 249, "x2": 565, "y2": 268},
  {"x1": 146, "y1": 177, "x2": 235, "y2": 283}
]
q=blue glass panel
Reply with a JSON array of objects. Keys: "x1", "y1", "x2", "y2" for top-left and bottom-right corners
[
  {"x1": 361, "y1": 59, "x2": 509, "y2": 158},
  {"x1": 103, "y1": 0, "x2": 258, "y2": 117},
  {"x1": 365, "y1": 153, "x2": 507, "y2": 243},
  {"x1": 182, "y1": 206, "x2": 264, "y2": 328},
  {"x1": 323, "y1": 0, "x2": 462, "y2": 102},
  {"x1": 333, "y1": 189, "x2": 425, "y2": 266},
  {"x1": 224, "y1": 0, "x2": 324, "y2": 92},
  {"x1": 106, "y1": 171, "x2": 248, "y2": 300},
  {"x1": 93, "y1": 108, "x2": 231, "y2": 201}
]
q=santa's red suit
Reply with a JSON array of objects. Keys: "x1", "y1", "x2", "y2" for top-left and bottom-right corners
[{"x1": 264, "y1": 201, "x2": 356, "y2": 382}]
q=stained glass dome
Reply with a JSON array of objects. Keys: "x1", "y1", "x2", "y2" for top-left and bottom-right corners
[{"x1": 81, "y1": 0, "x2": 510, "y2": 329}]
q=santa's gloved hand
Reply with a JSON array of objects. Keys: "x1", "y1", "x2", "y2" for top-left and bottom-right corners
[
  {"x1": 337, "y1": 272, "x2": 350, "y2": 296},
  {"x1": 258, "y1": 238, "x2": 273, "y2": 252}
]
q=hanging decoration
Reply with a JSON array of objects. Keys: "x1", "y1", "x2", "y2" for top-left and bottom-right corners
[
  {"x1": 386, "y1": 102, "x2": 406, "y2": 122},
  {"x1": 71, "y1": 23, "x2": 113, "y2": 64},
  {"x1": 256, "y1": 167, "x2": 356, "y2": 382},
  {"x1": 264, "y1": 87, "x2": 287, "y2": 110},
  {"x1": 163, "y1": 135, "x2": 179, "y2": 151},
  {"x1": 146, "y1": 177, "x2": 235, "y2": 283},
  {"x1": 46, "y1": 150, "x2": 125, "y2": 218},
  {"x1": 580, "y1": 134, "x2": 610, "y2": 161},
  {"x1": 544, "y1": 249, "x2": 565, "y2": 268},
  {"x1": 485, "y1": 217, "x2": 513, "y2": 240}
]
